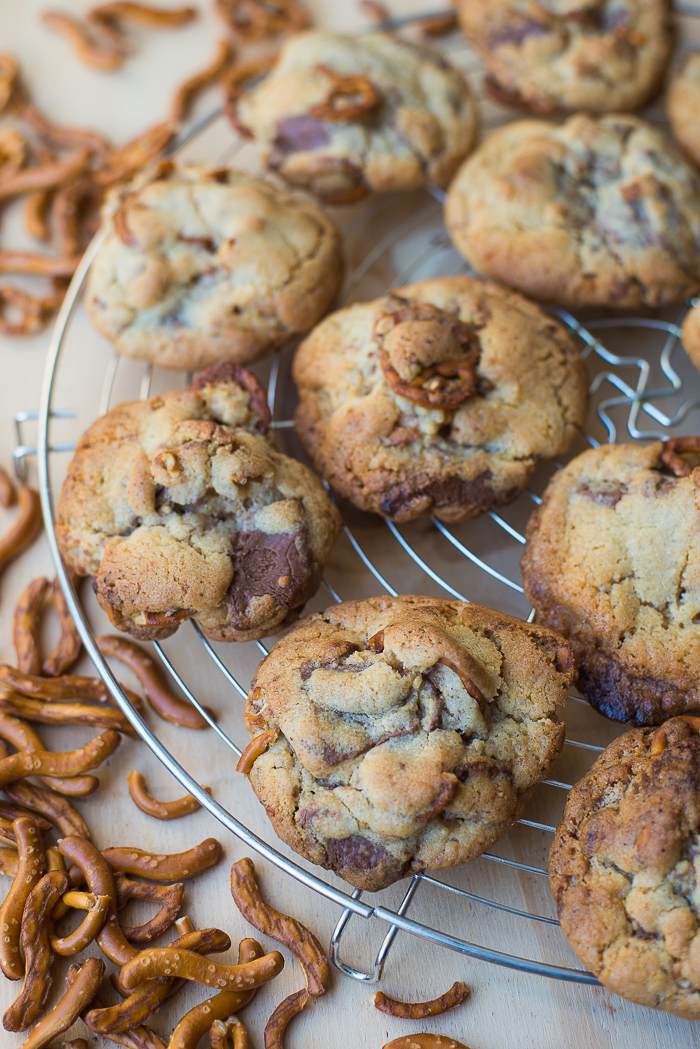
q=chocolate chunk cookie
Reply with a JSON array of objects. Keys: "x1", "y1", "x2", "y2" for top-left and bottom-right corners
[
  {"x1": 230, "y1": 30, "x2": 477, "y2": 204},
  {"x1": 56, "y1": 363, "x2": 342, "y2": 642},
  {"x1": 521, "y1": 439, "x2": 700, "y2": 726},
  {"x1": 550, "y1": 716, "x2": 700, "y2": 1019},
  {"x1": 242, "y1": 595, "x2": 575, "y2": 891},
  {"x1": 457, "y1": 0, "x2": 672, "y2": 114},
  {"x1": 293, "y1": 276, "x2": 588, "y2": 523},
  {"x1": 668, "y1": 54, "x2": 700, "y2": 168},
  {"x1": 85, "y1": 163, "x2": 344, "y2": 370},
  {"x1": 445, "y1": 114, "x2": 700, "y2": 310}
]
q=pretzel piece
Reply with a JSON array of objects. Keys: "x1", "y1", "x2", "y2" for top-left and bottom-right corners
[
  {"x1": 17, "y1": 956, "x2": 103, "y2": 1049},
  {"x1": 659, "y1": 436, "x2": 700, "y2": 479},
  {"x1": 5, "y1": 780, "x2": 92, "y2": 840},
  {"x1": 0, "y1": 126, "x2": 27, "y2": 179},
  {"x1": 211, "y1": 1018, "x2": 250, "y2": 1049},
  {"x1": 0, "y1": 488, "x2": 43, "y2": 581},
  {"x1": 0, "y1": 149, "x2": 90, "y2": 203},
  {"x1": 119, "y1": 942, "x2": 284, "y2": 992},
  {"x1": 214, "y1": 0, "x2": 310, "y2": 42},
  {"x1": 0, "y1": 730, "x2": 120, "y2": 790},
  {"x1": 70, "y1": 970, "x2": 167, "y2": 1049},
  {"x1": 0, "y1": 713, "x2": 99, "y2": 798},
  {"x1": 127, "y1": 770, "x2": 209, "y2": 820},
  {"x1": 0, "y1": 465, "x2": 15, "y2": 508},
  {"x1": 96, "y1": 635, "x2": 207, "y2": 728},
  {"x1": 91, "y1": 2, "x2": 198, "y2": 27},
  {"x1": 0, "y1": 817, "x2": 46, "y2": 980},
  {"x1": 86, "y1": 925, "x2": 232, "y2": 1036},
  {"x1": 0, "y1": 251, "x2": 82, "y2": 277},
  {"x1": 0, "y1": 847, "x2": 18, "y2": 878},
  {"x1": 418, "y1": 12, "x2": 458, "y2": 37},
  {"x1": 51, "y1": 890, "x2": 111, "y2": 956},
  {"x1": 171, "y1": 38, "x2": 233, "y2": 122},
  {"x1": 94, "y1": 121, "x2": 175, "y2": 186},
  {"x1": 263, "y1": 988, "x2": 308, "y2": 1049},
  {"x1": 42, "y1": 577, "x2": 82, "y2": 675},
  {"x1": 236, "y1": 728, "x2": 279, "y2": 775},
  {"x1": 383, "y1": 1038, "x2": 472, "y2": 1049},
  {"x1": 374, "y1": 981, "x2": 469, "y2": 1018},
  {"x1": 0, "y1": 803, "x2": 51, "y2": 836},
  {"x1": 114, "y1": 873, "x2": 184, "y2": 943},
  {"x1": 309, "y1": 65, "x2": 380, "y2": 122},
  {"x1": 650, "y1": 715, "x2": 700, "y2": 756},
  {"x1": 42, "y1": 11, "x2": 126, "y2": 71},
  {"x1": 0, "y1": 54, "x2": 18, "y2": 114},
  {"x1": 0, "y1": 693, "x2": 138, "y2": 736},
  {"x1": 13, "y1": 576, "x2": 50, "y2": 674},
  {"x1": 230, "y1": 856, "x2": 330, "y2": 997},
  {"x1": 3, "y1": 869, "x2": 69, "y2": 1030},
  {"x1": 58, "y1": 835, "x2": 136, "y2": 966},
  {"x1": 103, "y1": 838, "x2": 222, "y2": 881}
]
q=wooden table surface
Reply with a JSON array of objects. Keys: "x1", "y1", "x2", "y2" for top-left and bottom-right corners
[{"x1": 2, "y1": 1, "x2": 700, "y2": 1046}]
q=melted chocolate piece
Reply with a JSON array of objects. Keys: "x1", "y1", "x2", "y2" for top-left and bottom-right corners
[
  {"x1": 380, "y1": 470, "x2": 517, "y2": 519},
  {"x1": 228, "y1": 527, "x2": 312, "y2": 627},
  {"x1": 489, "y1": 20, "x2": 549, "y2": 48},
  {"x1": 325, "y1": 835, "x2": 406, "y2": 878},
  {"x1": 576, "y1": 482, "x2": 627, "y2": 508},
  {"x1": 274, "y1": 116, "x2": 331, "y2": 154}
]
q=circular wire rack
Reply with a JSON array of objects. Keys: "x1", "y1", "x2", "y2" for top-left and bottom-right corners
[{"x1": 31, "y1": 3, "x2": 700, "y2": 990}]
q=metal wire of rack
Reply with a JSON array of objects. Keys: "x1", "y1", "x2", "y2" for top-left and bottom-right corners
[{"x1": 25, "y1": 3, "x2": 700, "y2": 991}]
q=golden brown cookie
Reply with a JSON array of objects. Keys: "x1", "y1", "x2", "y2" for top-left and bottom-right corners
[
  {"x1": 521, "y1": 439, "x2": 700, "y2": 726},
  {"x1": 550, "y1": 716, "x2": 700, "y2": 1019},
  {"x1": 56, "y1": 363, "x2": 342, "y2": 642},
  {"x1": 85, "y1": 163, "x2": 344, "y2": 370},
  {"x1": 668, "y1": 54, "x2": 700, "y2": 168},
  {"x1": 231, "y1": 30, "x2": 477, "y2": 203},
  {"x1": 293, "y1": 276, "x2": 588, "y2": 523},
  {"x1": 457, "y1": 0, "x2": 673, "y2": 114},
  {"x1": 445, "y1": 114, "x2": 700, "y2": 310},
  {"x1": 242, "y1": 595, "x2": 575, "y2": 891},
  {"x1": 681, "y1": 301, "x2": 700, "y2": 374}
]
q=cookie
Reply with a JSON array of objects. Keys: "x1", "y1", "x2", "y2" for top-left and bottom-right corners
[
  {"x1": 293, "y1": 276, "x2": 588, "y2": 523},
  {"x1": 668, "y1": 54, "x2": 700, "y2": 168},
  {"x1": 242, "y1": 595, "x2": 575, "y2": 891},
  {"x1": 230, "y1": 30, "x2": 477, "y2": 204},
  {"x1": 549, "y1": 716, "x2": 700, "y2": 1019},
  {"x1": 445, "y1": 114, "x2": 700, "y2": 310},
  {"x1": 457, "y1": 0, "x2": 672, "y2": 114},
  {"x1": 85, "y1": 163, "x2": 344, "y2": 370},
  {"x1": 681, "y1": 301, "x2": 700, "y2": 374},
  {"x1": 521, "y1": 439, "x2": 700, "y2": 726},
  {"x1": 56, "y1": 363, "x2": 342, "y2": 642}
]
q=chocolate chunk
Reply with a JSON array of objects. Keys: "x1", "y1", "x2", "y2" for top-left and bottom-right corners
[
  {"x1": 379, "y1": 470, "x2": 518, "y2": 519},
  {"x1": 274, "y1": 116, "x2": 331, "y2": 154},
  {"x1": 325, "y1": 835, "x2": 406, "y2": 878},
  {"x1": 228, "y1": 527, "x2": 313, "y2": 627},
  {"x1": 489, "y1": 20, "x2": 549, "y2": 48},
  {"x1": 576, "y1": 482, "x2": 626, "y2": 507}
]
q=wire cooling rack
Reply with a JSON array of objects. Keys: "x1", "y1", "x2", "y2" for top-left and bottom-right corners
[{"x1": 25, "y1": 3, "x2": 700, "y2": 990}]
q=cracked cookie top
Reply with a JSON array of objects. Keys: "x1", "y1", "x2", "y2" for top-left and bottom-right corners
[
  {"x1": 56, "y1": 363, "x2": 342, "y2": 643},
  {"x1": 293, "y1": 275, "x2": 588, "y2": 523},
  {"x1": 445, "y1": 114, "x2": 700, "y2": 310},
  {"x1": 457, "y1": 0, "x2": 672, "y2": 114},
  {"x1": 85, "y1": 163, "x2": 344, "y2": 371},
  {"x1": 550, "y1": 716, "x2": 700, "y2": 1019},
  {"x1": 242, "y1": 595, "x2": 575, "y2": 891},
  {"x1": 231, "y1": 30, "x2": 477, "y2": 203},
  {"x1": 521, "y1": 440, "x2": 700, "y2": 726},
  {"x1": 668, "y1": 54, "x2": 700, "y2": 169}
]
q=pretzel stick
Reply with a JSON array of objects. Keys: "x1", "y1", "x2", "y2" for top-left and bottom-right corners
[
  {"x1": 86, "y1": 925, "x2": 232, "y2": 1035},
  {"x1": 41, "y1": 11, "x2": 126, "y2": 71},
  {"x1": 15, "y1": 956, "x2": 104, "y2": 1049},
  {"x1": 0, "y1": 813, "x2": 48, "y2": 843},
  {"x1": 119, "y1": 942, "x2": 284, "y2": 992},
  {"x1": 90, "y1": 2, "x2": 198, "y2": 27},
  {"x1": 0, "y1": 693, "x2": 139, "y2": 736},
  {"x1": 214, "y1": 0, "x2": 310, "y2": 42},
  {"x1": 4, "y1": 780, "x2": 92, "y2": 840},
  {"x1": 72, "y1": 975, "x2": 167, "y2": 1049},
  {"x1": 0, "y1": 126, "x2": 27, "y2": 179},
  {"x1": 3, "y1": 869, "x2": 69, "y2": 1030},
  {"x1": 51, "y1": 890, "x2": 111, "y2": 956},
  {"x1": 0, "y1": 730, "x2": 120, "y2": 789},
  {"x1": 171, "y1": 39, "x2": 234, "y2": 122},
  {"x1": 58, "y1": 835, "x2": 137, "y2": 966},
  {"x1": 264, "y1": 988, "x2": 308, "y2": 1049},
  {"x1": 0, "y1": 803, "x2": 51, "y2": 835},
  {"x1": 230, "y1": 856, "x2": 330, "y2": 996},
  {"x1": 43, "y1": 576, "x2": 82, "y2": 676},
  {"x1": 0, "y1": 846, "x2": 18, "y2": 878},
  {"x1": 0, "y1": 251, "x2": 82, "y2": 277},
  {"x1": 0, "y1": 54, "x2": 19, "y2": 114},
  {"x1": 114, "y1": 874, "x2": 184, "y2": 943},
  {"x1": 0, "y1": 487, "x2": 43, "y2": 580},
  {"x1": 236, "y1": 727, "x2": 278, "y2": 774},
  {"x1": 0, "y1": 285, "x2": 63, "y2": 336},
  {"x1": 102, "y1": 838, "x2": 222, "y2": 881},
  {"x1": 127, "y1": 770, "x2": 209, "y2": 820},
  {"x1": 24, "y1": 187, "x2": 53, "y2": 241},
  {"x1": 0, "y1": 817, "x2": 46, "y2": 980},
  {"x1": 96, "y1": 635, "x2": 208, "y2": 728},
  {"x1": 374, "y1": 982, "x2": 469, "y2": 1018},
  {"x1": 211, "y1": 1018, "x2": 250, "y2": 1049},
  {"x1": 13, "y1": 576, "x2": 50, "y2": 674},
  {"x1": 0, "y1": 665, "x2": 145, "y2": 713},
  {"x1": 93, "y1": 121, "x2": 175, "y2": 186},
  {"x1": 0, "y1": 150, "x2": 90, "y2": 203},
  {"x1": 0, "y1": 713, "x2": 99, "y2": 798},
  {"x1": 0, "y1": 465, "x2": 15, "y2": 508}
]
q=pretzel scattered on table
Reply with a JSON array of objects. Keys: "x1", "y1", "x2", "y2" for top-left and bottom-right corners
[
  {"x1": 0, "y1": 713, "x2": 99, "y2": 798},
  {"x1": 118, "y1": 942, "x2": 284, "y2": 992},
  {"x1": 13, "y1": 576, "x2": 50, "y2": 675},
  {"x1": 0, "y1": 817, "x2": 46, "y2": 980},
  {"x1": 126, "y1": 769, "x2": 209, "y2": 820},
  {"x1": 16, "y1": 956, "x2": 104, "y2": 1049},
  {"x1": 263, "y1": 987, "x2": 309, "y2": 1049},
  {"x1": 374, "y1": 981, "x2": 470, "y2": 1018},
  {"x1": 102, "y1": 837, "x2": 222, "y2": 881}
]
